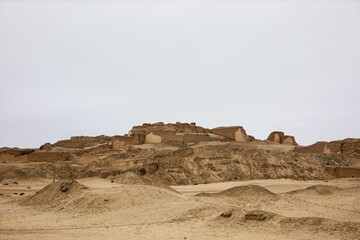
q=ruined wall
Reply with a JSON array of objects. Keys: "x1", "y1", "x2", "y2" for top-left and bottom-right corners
[
  {"x1": 131, "y1": 134, "x2": 146, "y2": 145},
  {"x1": 112, "y1": 136, "x2": 131, "y2": 150},
  {"x1": 235, "y1": 128, "x2": 247, "y2": 142},
  {"x1": 129, "y1": 122, "x2": 210, "y2": 136},
  {"x1": 183, "y1": 133, "x2": 226, "y2": 144},
  {"x1": 267, "y1": 131, "x2": 297, "y2": 145},
  {"x1": 281, "y1": 136, "x2": 297, "y2": 145},
  {"x1": 328, "y1": 139, "x2": 360, "y2": 154},
  {"x1": 128, "y1": 123, "x2": 225, "y2": 145},
  {"x1": 267, "y1": 131, "x2": 283, "y2": 143},
  {"x1": 294, "y1": 139, "x2": 360, "y2": 154},
  {"x1": 0, "y1": 153, "x2": 27, "y2": 162},
  {"x1": 341, "y1": 139, "x2": 360, "y2": 154},
  {"x1": 211, "y1": 126, "x2": 247, "y2": 142},
  {"x1": 0, "y1": 149, "x2": 35, "y2": 162},
  {"x1": 129, "y1": 126, "x2": 230, "y2": 145},
  {"x1": 145, "y1": 132, "x2": 162, "y2": 144},
  {"x1": 112, "y1": 134, "x2": 146, "y2": 149},
  {"x1": 53, "y1": 136, "x2": 112, "y2": 149},
  {"x1": 294, "y1": 142, "x2": 328, "y2": 154},
  {"x1": 26, "y1": 152, "x2": 70, "y2": 162},
  {"x1": 327, "y1": 141, "x2": 342, "y2": 154},
  {"x1": 157, "y1": 131, "x2": 184, "y2": 144}
]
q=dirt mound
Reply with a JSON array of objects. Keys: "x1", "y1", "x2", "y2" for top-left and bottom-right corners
[
  {"x1": 197, "y1": 185, "x2": 279, "y2": 202},
  {"x1": 22, "y1": 179, "x2": 89, "y2": 206},
  {"x1": 111, "y1": 171, "x2": 150, "y2": 185},
  {"x1": 22, "y1": 179, "x2": 183, "y2": 214},
  {"x1": 286, "y1": 185, "x2": 343, "y2": 195},
  {"x1": 21, "y1": 179, "x2": 115, "y2": 213}
]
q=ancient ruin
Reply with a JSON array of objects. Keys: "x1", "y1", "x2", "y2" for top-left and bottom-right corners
[
  {"x1": 1, "y1": 122, "x2": 359, "y2": 181},
  {"x1": 1, "y1": 122, "x2": 360, "y2": 240},
  {"x1": 267, "y1": 131, "x2": 298, "y2": 145},
  {"x1": 294, "y1": 138, "x2": 360, "y2": 154},
  {"x1": 112, "y1": 122, "x2": 251, "y2": 149}
]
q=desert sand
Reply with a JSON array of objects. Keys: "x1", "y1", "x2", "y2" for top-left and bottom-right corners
[
  {"x1": 1, "y1": 123, "x2": 359, "y2": 239},
  {"x1": 1, "y1": 177, "x2": 359, "y2": 240}
]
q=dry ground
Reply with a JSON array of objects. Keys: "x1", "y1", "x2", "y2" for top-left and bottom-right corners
[{"x1": 1, "y1": 178, "x2": 360, "y2": 240}]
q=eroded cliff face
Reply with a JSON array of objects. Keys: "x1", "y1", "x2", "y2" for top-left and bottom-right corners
[
  {"x1": 1, "y1": 141, "x2": 359, "y2": 184},
  {"x1": 0, "y1": 123, "x2": 359, "y2": 184}
]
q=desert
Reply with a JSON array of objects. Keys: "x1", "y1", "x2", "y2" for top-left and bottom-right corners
[
  {"x1": 1, "y1": 122, "x2": 359, "y2": 240},
  {"x1": 1, "y1": 1, "x2": 360, "y2": 239}
]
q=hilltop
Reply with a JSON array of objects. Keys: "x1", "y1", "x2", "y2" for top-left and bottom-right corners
[{"x1": 0, "y1": 122, "x2": 359, "y2": 184}]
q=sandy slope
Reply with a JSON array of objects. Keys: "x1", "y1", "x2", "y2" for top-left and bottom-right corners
[{"x1": 1, "y1": 178, "x2": 359, "y2": 240}]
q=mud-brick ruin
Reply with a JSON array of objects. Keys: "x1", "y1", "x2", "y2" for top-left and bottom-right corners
[
  {"x1": 112, "y1": 122, "x2": 255, "y2": 149},
  {"x1": 267, "y1": 131, "x2": 298, "y2": 145},
  {"x1": 110, "y1": 122, "x2": 359, "y2": 155},
  {"x1": 1, "y1": 122, "x2": 360, "y2": 181},
  {"x1": 294, "y1": 139, "x2": 360, "y2": 154}
]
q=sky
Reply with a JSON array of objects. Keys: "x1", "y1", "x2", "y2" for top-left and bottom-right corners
[{"x1": 0, "y1": 0, "x2": 359, "y2": 148}]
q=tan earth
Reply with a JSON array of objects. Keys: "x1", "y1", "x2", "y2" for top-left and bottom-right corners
[
  {"x1": 1, "y1": 177, "x2": 360, "y2": 240},
  {"x1": 1, "y1": 123, "x2": 359, "y2": 239}
]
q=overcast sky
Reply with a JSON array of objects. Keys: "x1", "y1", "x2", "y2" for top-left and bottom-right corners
[{"x1": 0, "y1": 0, "x2": 359, "y2": 148}]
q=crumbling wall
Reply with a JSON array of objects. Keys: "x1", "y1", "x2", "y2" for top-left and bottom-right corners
[
  {"x1": 157, "y1": 132, "x2": 184, "y2": 144},
  {"x1": 0, "y1": 153, "x2": 27, "y2": 162},
  {"x1": 0, "y1": 148, "x2": 35, "y2": 162},
  {"x1": 112, "y1": 136, "x2": 131, "y2": 150},
  {"x1": 294, "y1": 139, "x2": 360, "y2": 154},
  {"x1": 112, "y1": 134, "x2": 146, "y2": 150},
  {"x1": 235, "y1": 128, "x2": 247, "y2": 142},
  {"x1": 281, "y1": 136, "x2": 297, "y2": 145},
  {"x1": 128, "y1": 122, "x2": 225, "y2": 145},
  {"x1": 131, "y1": 134, "x2": 146, "y2": 145},
  {"x1": 53, "y1": 136, "x2": 112, "y2": 149},
  {"x1": 267, "y1": 131, "x2": 297, "y2": 145},
  {"x1": 183, "y1": 133, "x2": 226, "y2": 144},
  {"x1": 211, "y1": 126, "x2": 248, "y2": 142},
  {"x1": 327, "y1": 141, "x2": 342, "y2": 154},
  {"x1": 294, "y1": 142, "x2": 328, "y2": 154},
  {"x1": 27, "y1": 152, "x2": 70, "y2": 162},
  {"x1": 145, "y1": 132, "x2": 162, "y2": 144},
  {"x1": 127, "y1": 123, "x2": 255, "y2": 145},
  {"x1": 267, "y1": 131, "x2": 283, "y2": 143},
  {"x1": 341, "y1": 139, "x2": 360, "y2": 154}
]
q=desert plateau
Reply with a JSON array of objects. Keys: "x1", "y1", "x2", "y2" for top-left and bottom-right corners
[{"x1": 1, "y1": 122, "x2": 360, "y2": 239}]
